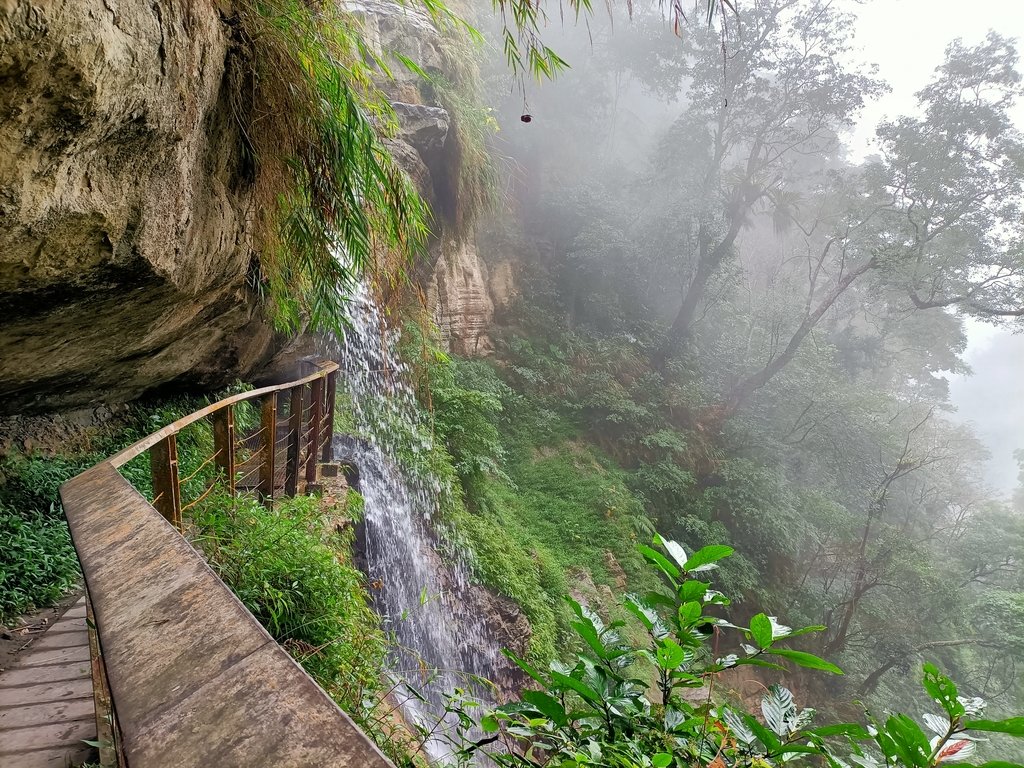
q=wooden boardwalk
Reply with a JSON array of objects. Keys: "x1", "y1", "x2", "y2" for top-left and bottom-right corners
[{"x1": 0, "y1": 598, "x2": 97, "y2": 768}]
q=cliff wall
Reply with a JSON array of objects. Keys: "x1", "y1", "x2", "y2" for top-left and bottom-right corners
[{"x1": 0, "y1": 0, "x2": 285, "y2": 414}]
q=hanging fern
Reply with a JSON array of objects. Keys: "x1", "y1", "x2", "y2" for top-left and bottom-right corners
[{"x1": 231, "y1": 0, "x2": 432, "y2": 334}]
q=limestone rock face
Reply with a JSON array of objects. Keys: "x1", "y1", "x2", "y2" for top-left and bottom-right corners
[
  {"x1": 0, "y1": 0, "x2": 283, "y2": 414},
  {"x1": 428, "y1": 240, "x2": 495, "y2": 355}
]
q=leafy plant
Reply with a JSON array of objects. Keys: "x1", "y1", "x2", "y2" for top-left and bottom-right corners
[
  {"x1": 232, "y1": 0, "x2": 430, "y2": 333},
  {"x1": 189, "y1": 489, "x2": 386, "y2": 713},
  {"x1": 433, "y1": 537, "x2": 1024, "y2": 767},
  {"x1": 0, "y1": 503, "x2": 80, "y2": 623}
]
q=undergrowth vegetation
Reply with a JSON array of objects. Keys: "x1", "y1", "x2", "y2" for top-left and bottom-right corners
[
  {"x1": 396, "y1": 324, "x2": 658, "y2": 664},
  {"x1": 189, "y1": 489, "x2": 385, "y2": 714},
  {"x1": 440, "y1": 538, "x2": 1024, "y2": 767},
  {"x1": 0, "y1": 504, "x2": 79, "y2": 622}
]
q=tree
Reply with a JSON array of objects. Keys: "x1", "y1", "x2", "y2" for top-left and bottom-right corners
[
  {"x1": 652, "y1": 0, "x2": 883, "y2": 367},
  {"x1": 696, "y1": 33, "x2": 1024, "y2": 422}
]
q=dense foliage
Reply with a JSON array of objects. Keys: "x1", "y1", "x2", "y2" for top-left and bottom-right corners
[
  {"x1": 439, "y1": 538, "x2": 1024, "y2": 767},
  {"x1": 0, "y1": 503, "x2": 79, "y2": 622}
]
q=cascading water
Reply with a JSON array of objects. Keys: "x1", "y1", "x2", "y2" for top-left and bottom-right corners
[{"x1": 333, "y1": 281, "x2": 503, "y2": 762}]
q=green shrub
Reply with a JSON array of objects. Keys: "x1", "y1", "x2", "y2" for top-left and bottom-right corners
[
  {"x1": 0, "y1": 503, "x2": 80, "y2": 623},
  {"x1": 440, "y1": 537, "x2": 1024, "y2": 768}
]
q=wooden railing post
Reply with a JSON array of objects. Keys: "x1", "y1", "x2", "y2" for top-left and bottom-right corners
[
  {"x1": 321, "y1": 370, "x2": 337, "y2": 463},
  {"x1": 150, "y1": 435, "x2": 182, "y2": 530},
  {"x1": 213, "y1": 405, "x2": 236, "y2": 496},
  {"x1": 285, "y1": 385, "x2": 303, "y2": 497},
  {"x1": 259, "y1": 393, "x2": 277, "y2": 504},
  {"x1": 305, "y1": 377, "x2": 324, "y2": 483}
]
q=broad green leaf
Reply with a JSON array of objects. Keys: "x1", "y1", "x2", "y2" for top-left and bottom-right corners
[
  {"x1": 925, "y1": 667, "x2": 962, "y2": 720},
  {"x1": 964, "y1": 717, "x2": 1024, "y2": 736},
  {"x1": 480, "y1": 714, "x2": 500, "y2": 733},
  {"x1": 734, "y1": 657, "x2": 788, "y2": 672},
  {"x1": 805, "y1": 723, "x2": 872, "y2": 739},
  {"x1": 683, "y1": 544, "x2": 734, "y2": 571},
  {"x1": 643, "y1": 590, "x2": 678, "y2": 610},
  {"x1": 638, "y1": 544, "x2": 680, "y2": 581},
  {"x1": 678, "y1": 601, "x2": 701, "y2": 625},
  {"x1": 571, "y1": 618, "x2": 607, "y2": 661},
  {"x1": 776, "y1": 744, "x2": 823, "y2": 755},
  {"x1": 657, "y1": 536, "x2": 689, "y2": 571},
  {"x1": 502, "y1": 649, "x2": 547, "y2": 685},
  {"x1": 750, "y1": 613, "x2": 774, "y2": 648},
  {"x1": 769, "y1": 648, "x2": 843, "y2": 675},
  {"x1": 550, "y1": 670, "x2": 602, "y2": 705},
  {"x1": 652, "y1": 754, "x2": 672, "y2": 768},
  {"x1": 656, "y1": 638, "x2": 686, "y2": 670},
  {"x1": 678, "y1": 580, "x2": 709, "y2": 602},
  {"x1": 923, "y1": 663, "x2": 965, "y2": 720},
  {"x1": 884, "y1": 714, "x2": 932, "y2": 768},
  {"x1": 743, "y1": 711, "x2": 782, "y2": 751},
  {"x1": 522, "y1": 690, "x2": 568, "y2": 727}
]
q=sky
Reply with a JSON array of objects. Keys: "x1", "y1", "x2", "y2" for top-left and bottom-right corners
[{"x1": 844, "y1": 0, "x2": 1024, "y2": 495}]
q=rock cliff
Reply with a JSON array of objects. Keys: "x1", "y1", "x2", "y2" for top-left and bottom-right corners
[
  {"x1": 0, "y1": 0, "x2": 287, "y2": 414},
  {"x1": 0, "y1": 0, "x2": 510, "y2": 416}
]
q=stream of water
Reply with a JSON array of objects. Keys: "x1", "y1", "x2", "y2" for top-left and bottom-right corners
[{"x1": 333, "y1": 282, "x2": 501, "y2": 762}]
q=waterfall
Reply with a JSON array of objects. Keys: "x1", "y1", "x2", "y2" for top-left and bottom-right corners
[{"x1": 334, "y1": 281, "x2": 501, "y2": 762}]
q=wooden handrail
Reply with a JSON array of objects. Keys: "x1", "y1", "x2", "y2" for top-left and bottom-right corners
[{"x1": 105, "y1": 360, "x2": 339, "y2": 469}]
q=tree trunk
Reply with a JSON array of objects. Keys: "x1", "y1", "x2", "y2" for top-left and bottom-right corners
[
  {"x1": 858, "y1": 639, "x2": 1002, "y2": 695},
  {"x1": 653, "y1": 220, "x2": 744, "y2": 369}
]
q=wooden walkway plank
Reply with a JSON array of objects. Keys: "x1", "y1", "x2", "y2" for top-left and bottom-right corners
[
  {"x1": 0, "y1": 717, "x2": 95, "y2": 752},
  {"x1": 0, "y1": 746, "x2": 97, "y2": 768},
  {"x1": 0, "y1": 663, "x2": 92, "y2": 688},
  {"x1": 24, "y1": 631, "x2": 88, "y2": 652},
  {"x1": 35, "y1": 617, "x2": 88, "y2": 634},
  {"x1": 0, "y1": 696, "x2": 95, "y2": 729},
  {"x1": 15, "y1": 646, "x2": 91, "y2": 668},
  {"x1": 0, "y1": 597, "x2": 97, "y2": 767},
  {"x1": 0, "y1": 678, "x2": 94, "y2": 707}
]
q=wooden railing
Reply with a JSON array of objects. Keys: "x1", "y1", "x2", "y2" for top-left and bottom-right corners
[
  {"x1": 60, "y1": 360, "x2": 395, "y2": 768},
  {"x1": 107, "y1": 359, "x2": 340, "y2": 528}
]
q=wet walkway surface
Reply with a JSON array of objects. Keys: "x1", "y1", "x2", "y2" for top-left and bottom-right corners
[{"x1": 0, "y1": 598, "x2": 97, "y2": 767}]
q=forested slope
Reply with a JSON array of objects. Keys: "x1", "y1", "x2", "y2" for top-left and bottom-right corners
[{"x1": 410, "y1": 1, "x2": 1024, "y2": 753}]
